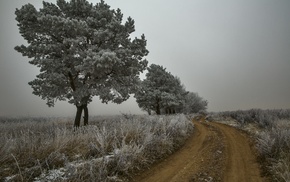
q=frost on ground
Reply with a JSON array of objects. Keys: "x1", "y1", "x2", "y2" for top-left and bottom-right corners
[
  {"x1": 1, "y1": 114, "x2": 194, "y2": 182},
  {"x1": 34, "y1": 168, "x2": 67, "y2": 182}
]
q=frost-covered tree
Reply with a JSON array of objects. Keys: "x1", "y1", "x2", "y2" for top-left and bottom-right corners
[
  {"x1": 182, "y1": 92, "x2": 208, "y2": 114},
  {"x1": 15, "y1": 0, "x2": 148, "y2": 127},
  {"x1": 135, "y1": 64, "x2": 185, "y2": 115},
  {"x1": 162, "y1": 76, "x2": 188, "y2": 114}
]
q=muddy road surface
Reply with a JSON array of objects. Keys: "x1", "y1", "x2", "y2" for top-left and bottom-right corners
[{"x1": 134, "y1": 120, "x2": 266, "y2": 182}]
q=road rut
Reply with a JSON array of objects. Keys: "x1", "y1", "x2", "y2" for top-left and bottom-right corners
[{"x1": 134, "y1": 120, "x2": 265, "y2": 182}]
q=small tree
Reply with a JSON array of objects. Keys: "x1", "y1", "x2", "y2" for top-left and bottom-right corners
[
  {"x1": 15, "y1": 0, "x2": 148, "y2": 127},
  {"x1": 135, "y1": 64, "x2": 185, "y2": 115}
]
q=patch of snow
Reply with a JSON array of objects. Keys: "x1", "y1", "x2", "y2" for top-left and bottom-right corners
[
  {"x1": 34, "y1": 168, "x2": 67, "y2": 182},
  {"x1": 4, "y1": 175, "x2": 17, "y2": 182}
]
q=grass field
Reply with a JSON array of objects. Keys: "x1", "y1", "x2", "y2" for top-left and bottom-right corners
[{"x1": 0, "y1": 114, "x2": 194, "y2": 181}]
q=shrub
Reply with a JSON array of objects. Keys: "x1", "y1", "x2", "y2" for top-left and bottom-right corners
[{"x1": 216, "y1": 109, "x2": 290, "y2": 129}]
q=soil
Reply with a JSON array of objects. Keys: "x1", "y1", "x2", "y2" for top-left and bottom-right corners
[{"x1": 134, "y1": 118, "x2": 267, "y2": 182}]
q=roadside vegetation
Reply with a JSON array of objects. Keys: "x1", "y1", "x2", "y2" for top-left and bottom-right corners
[
  {"x1": 212, "y1": 109, "x2": 290, "y2": 182},
  {"x1": 0, "y1": 114, "x2": 194, "y2": 181}
]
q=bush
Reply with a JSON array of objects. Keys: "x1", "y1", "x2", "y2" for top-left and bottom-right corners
[{"x1": 256, "y1": 126, "x2": 290, "y2": 182}]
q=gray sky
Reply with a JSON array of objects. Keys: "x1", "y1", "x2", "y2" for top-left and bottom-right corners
[{"x1": 1, "y1": 0, "x2": 290, "y2": 117}]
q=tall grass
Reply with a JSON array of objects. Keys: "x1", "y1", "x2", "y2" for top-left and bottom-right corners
[
  {"x1": 0, "y1": 114, "x2": 194, "y2": 182},
  {"x1": 256, "y1": 119, "x2": 290, "y2": 182}
]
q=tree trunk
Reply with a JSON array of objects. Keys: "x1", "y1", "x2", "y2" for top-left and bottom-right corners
[
  {"x1": 147, "y1": 109, "x2": 151, "y2": 115},
  {"x1": 74, "y1": 105, "x2": 83, "y2": 128},
  {"x1": 83, "y1": 104, "x2": 88, "y2": 126},
  {"x1": 166, "y1": 108, "x2": 169, "y2": 114},
  {"x1": 156, "y1": 102, "x2": 161, "y2": 115},
  {"x1": 173, "y1": 108, "x2": 176, "y2": 114}
]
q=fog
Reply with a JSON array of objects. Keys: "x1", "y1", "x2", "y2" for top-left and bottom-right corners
[{"x1": 1, "y1": 0, "x2": 289, "y2": 116}]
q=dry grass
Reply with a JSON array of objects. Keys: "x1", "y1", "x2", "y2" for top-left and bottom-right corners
[
  {"x1": 0, "y1": 114, "x2": 194, "y2": 182},
  {"x1": 256, "y1": 120, "x2": 290, "y2": 182}
]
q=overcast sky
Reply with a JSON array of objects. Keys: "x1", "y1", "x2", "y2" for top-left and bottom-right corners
[{"x1": 0, "y1": 0, "x2": 290, "y2": 117}]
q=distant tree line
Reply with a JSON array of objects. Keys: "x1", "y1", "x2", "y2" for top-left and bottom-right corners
[{"x1": 135, "y1": 64, "x2": 208, "y2": 115}]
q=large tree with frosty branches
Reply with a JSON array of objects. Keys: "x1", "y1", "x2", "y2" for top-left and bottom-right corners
[{"x1": 15, "y1": 0, "x2": 148, "y2": 127}]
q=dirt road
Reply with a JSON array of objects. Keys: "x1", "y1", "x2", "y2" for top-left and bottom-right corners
[{"x1": 134, "y1": 120, "x2": 265, "y2": 182}]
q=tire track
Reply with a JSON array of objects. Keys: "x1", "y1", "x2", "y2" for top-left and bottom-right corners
[
  {"x1": 211, "y1": 122, "x2": 264, "y2": 182},
  {"x1": 134, "y1": 120, "x2": 265, "y2": 182}
]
